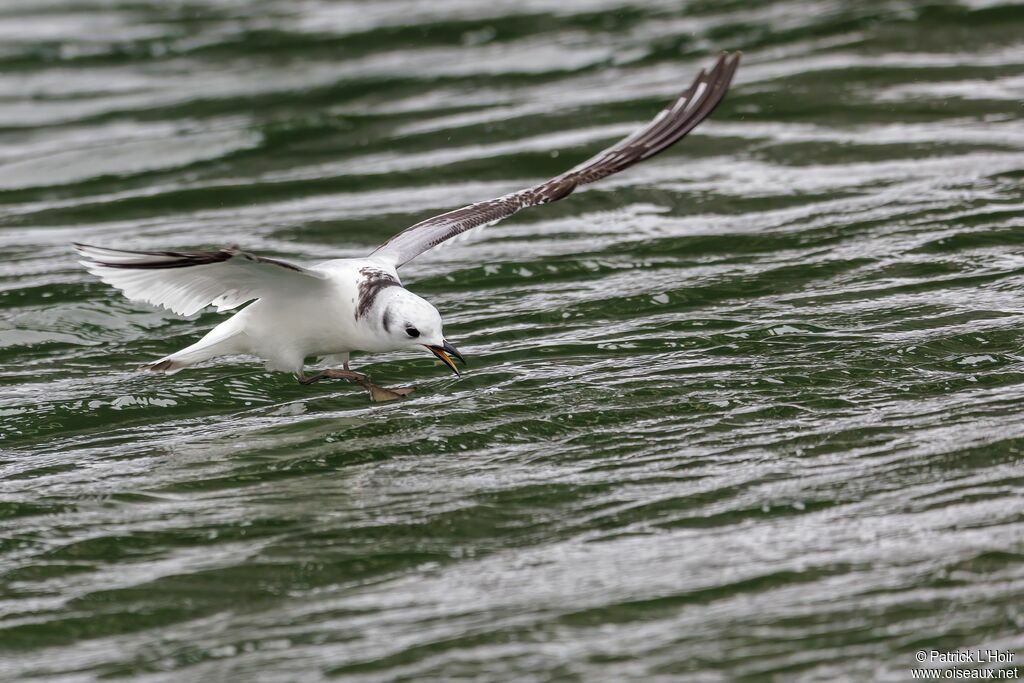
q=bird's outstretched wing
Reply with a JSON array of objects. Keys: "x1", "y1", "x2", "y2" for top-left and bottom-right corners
[
  {"x1": 370, "y1": 52, "x2": 740, "y2": 269},
  {"x1": 74, "y1": 243, "x2": 328, "y2": 317}
]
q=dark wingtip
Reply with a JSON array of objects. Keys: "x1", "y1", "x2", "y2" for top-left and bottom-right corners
[{"x1": 72, "y1": 242, "x2": 101, "y2": 264}]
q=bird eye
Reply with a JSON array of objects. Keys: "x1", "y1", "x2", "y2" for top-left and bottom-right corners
[{"x1": 406, "y1": 327, "x2": 420, "y2": 338}]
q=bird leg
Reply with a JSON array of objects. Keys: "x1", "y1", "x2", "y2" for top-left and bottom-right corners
[{"x1": 297, "y1": 369, "x2": 414, "y2": 402}]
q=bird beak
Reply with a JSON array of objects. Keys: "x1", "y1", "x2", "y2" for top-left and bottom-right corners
[{"x1": 425, "y1": 340, "x2": 465, "y2": 376}]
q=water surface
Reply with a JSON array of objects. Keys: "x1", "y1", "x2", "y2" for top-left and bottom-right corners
[{"x1": 2, "y1": 0, "x2": 1024, "y2": 680}]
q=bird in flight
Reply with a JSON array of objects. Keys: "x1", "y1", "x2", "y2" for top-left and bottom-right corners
[{"x1": 75, "y1": 53, "x2": 740, "y2": 401}]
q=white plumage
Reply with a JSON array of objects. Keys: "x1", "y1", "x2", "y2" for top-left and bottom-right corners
[
  {"x1": 75, "y1": 244, "x2": 329, "y2": 316},
  {"x1": 74, "y1": 54, "x2": 740, "y2": 395}
]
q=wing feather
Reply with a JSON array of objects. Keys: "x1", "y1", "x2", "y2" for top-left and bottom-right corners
[
  {"x1": 371, "y1": 52, "x2": 740, "y2": 268},
  {"x1": 74, "y1": 243, "x2": 328, "y2": 316}
]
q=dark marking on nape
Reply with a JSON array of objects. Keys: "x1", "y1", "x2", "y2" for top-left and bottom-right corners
[{"x1": 356, "y1": 267, "x2": 401, "y2": 320}]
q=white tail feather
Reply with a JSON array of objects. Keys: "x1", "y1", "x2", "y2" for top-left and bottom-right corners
[{"x1": 142, "y1": 323, "x2": 244, "y2": 374}]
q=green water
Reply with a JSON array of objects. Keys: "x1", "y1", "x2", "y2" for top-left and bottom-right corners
[{"x1": 3, "y1": 0, "x2": 1024, "y2": 680}]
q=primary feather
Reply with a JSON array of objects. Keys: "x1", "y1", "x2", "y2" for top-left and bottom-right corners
[
  {"x1": 74, "y1": 243, "x2": 328, "y2": 317},
  {"x1": 371, "y1": 52, "x2": 740, "y2": 269}
]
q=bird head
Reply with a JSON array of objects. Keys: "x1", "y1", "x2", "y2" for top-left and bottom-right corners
[{"x1": 379, "y1": 289, "x2": 464, "y2": 375}]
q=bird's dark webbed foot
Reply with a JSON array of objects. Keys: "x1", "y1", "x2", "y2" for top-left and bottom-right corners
[{"x1": 297, "y1": 369, "x2": 414, "y2": 402}]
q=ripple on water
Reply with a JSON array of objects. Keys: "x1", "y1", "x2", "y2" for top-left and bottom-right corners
[{"x1": 3, "y1": 0, "x2": 1024, "y2": 681}]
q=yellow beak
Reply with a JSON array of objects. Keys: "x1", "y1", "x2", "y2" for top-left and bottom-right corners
[{"x1": 425, "y1": 340, "x2": 465, "y2": 376}]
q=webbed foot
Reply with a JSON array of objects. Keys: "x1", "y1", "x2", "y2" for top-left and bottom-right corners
[
  {"x1": 367, "y1": 384, "x2": 415, "y2": 402},
  {"x1": 297, "y1": 369, "x2": 414, "y2": 402}
]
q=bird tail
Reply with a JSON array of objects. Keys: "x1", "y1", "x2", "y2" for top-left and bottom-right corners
[{"x1": 142, "y1": 323, "x2": 245, "y2": 374}]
